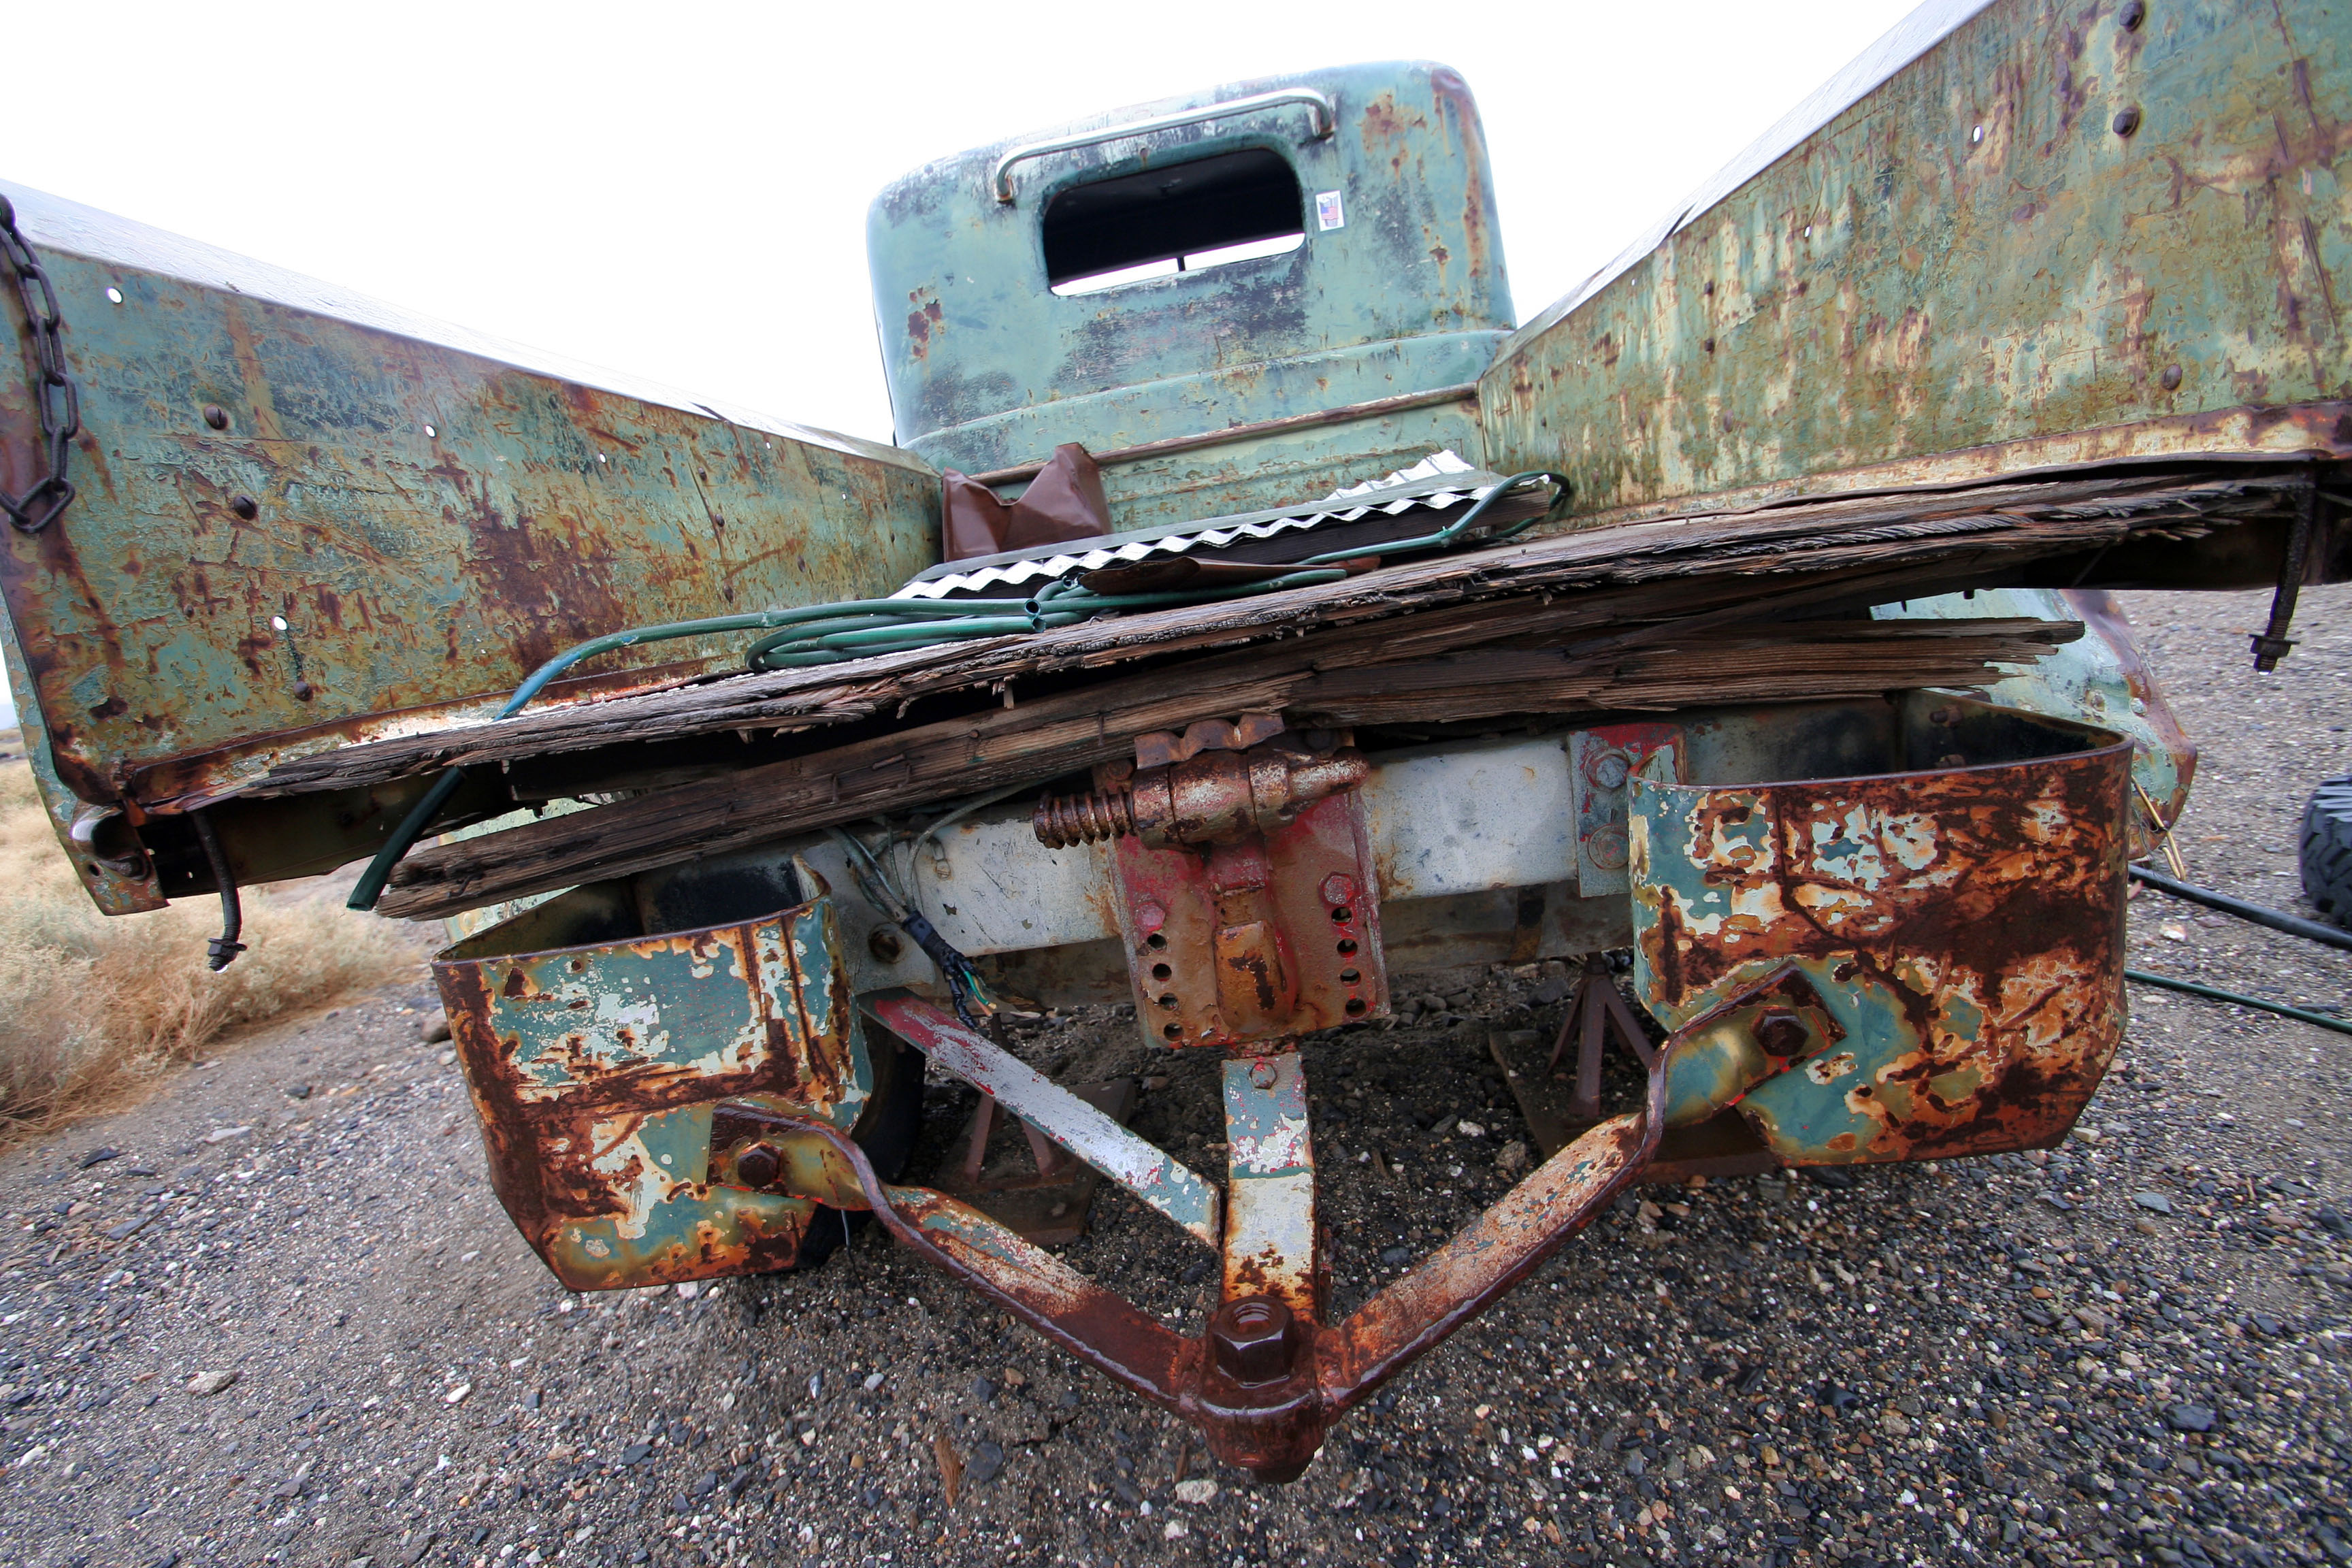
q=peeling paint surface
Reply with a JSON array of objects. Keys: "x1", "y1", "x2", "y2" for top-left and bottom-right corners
[
  {"x1": 1482, "y1": 0, "x2": 2352, "y2": 519},
  {"x1": 0, "y1": 179, "x2": 939, "y2": 815},
  {"x1": 1631, "y1": 698, "x2": 2130, "y2": 1164},
  {"x1": 1222, "y1": 1052, "x2": 1317, "y2": 1315},
  {"x1": 863, "y1": 992, "x2": 1220, "y2": 1247},
  {"x1": 431, "y1": 891, "x2": 874, "y2": 1290}
]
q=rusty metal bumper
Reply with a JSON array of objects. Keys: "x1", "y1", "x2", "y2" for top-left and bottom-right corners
[
  {"x1": 432, "y1": 876, "x2": 889, "y2": 1290},
  {"x1": 427, "y1": 689, "x2": 2134, "y2": 1480}
]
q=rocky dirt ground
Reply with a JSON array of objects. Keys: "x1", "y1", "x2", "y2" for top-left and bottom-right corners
[{"x1": 0, "y1": 583, "x2": 2346, "y2": 1568}]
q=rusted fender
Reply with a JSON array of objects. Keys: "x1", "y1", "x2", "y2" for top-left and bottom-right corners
[
  {"x1": 1631, "y1": 703, "x2": 2131, "y2": 1165},
  {"x1": 434, "y1": 895, "x2": 873, "y2": 1290}
]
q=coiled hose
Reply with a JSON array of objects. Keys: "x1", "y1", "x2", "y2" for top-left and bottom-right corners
[{"x1": 346, "y1": 471, "x2": 1569, "y2": 912}]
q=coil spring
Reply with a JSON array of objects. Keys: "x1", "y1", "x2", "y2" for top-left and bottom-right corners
[{"x1": 1033, "y1": 789, "x2": 1137, "y2": 848}]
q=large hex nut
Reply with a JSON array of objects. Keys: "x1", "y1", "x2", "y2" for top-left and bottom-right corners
[{"x1": 1208, "y1": 1296, "x2": 1301, "y2": 1387}]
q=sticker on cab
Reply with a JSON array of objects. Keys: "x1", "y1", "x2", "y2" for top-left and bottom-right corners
[{"x1": 1316, "y1": 190, "x2": 1345, "y2": 231}]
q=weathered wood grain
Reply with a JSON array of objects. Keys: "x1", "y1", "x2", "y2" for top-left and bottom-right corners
[
  {"x1": 208, "y1": 470, "x2": 2289, "y2": 805},
  {"x1": 375, "y1": 617, "x2": 2080, "y2": 919}
]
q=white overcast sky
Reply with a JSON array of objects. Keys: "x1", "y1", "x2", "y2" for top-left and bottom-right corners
[{"x1": 2, "y1": 0, "x2": 1923, "y2": 730}]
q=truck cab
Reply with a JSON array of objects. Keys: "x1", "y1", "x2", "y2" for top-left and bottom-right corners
[{"x1": 869, "y1": 63, "x2": 1509, "y2": 531}]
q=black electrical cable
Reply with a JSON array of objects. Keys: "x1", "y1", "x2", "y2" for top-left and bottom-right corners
[
  {"x1": 191, "y1": 808, "x2": 246, "y2": 970},
  {"x1": 2128, "y1": 864, "x2": 2352, "y2": 954},
  {"x1": 824, "y1": 827, "x2": 987, "y2": 1028}
]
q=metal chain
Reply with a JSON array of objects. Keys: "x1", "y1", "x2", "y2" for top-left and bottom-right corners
[{"x1": 0, "y1": 195, "x2": 78, "y2": 533}]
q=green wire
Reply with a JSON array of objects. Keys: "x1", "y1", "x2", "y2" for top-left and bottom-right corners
[
  {"x1": 740, "y1": 567, "x2": 1345, "y2": 670},
  {"x1": 2125, "y1": 968, "x2": 2352, "y2": 1037},
  {"x1": 1296, "y1": 470, "x2": 1570, "y2": 567},
  {"x1": 347, "y1": 476, "x2": 1564, "y2": 912}
]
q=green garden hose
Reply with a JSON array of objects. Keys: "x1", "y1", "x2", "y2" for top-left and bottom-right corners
[
  {"x1": 347, "y1": 470, "x2": 1570, "y2": 913},
  {"x1": 2125, "y1": 968, "x2": 2352, "y2": 1038}
]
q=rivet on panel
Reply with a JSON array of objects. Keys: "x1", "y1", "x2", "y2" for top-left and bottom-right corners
[
  {"x1": 230, "y1": 495, "x2": 259, "y2": 521},
  {"x1": 2159, "y1": 364, "x2": 2183, "y2": 391},
  {"x1": 2119, "y1": 0, "x2": 2145, "y2": 29},
  {"x1": 201, "y1": 404, "x2": 229, "y2": 431},
  {"x1": 2112, "y1": 106, "x2": 2142, "y2": 137}
]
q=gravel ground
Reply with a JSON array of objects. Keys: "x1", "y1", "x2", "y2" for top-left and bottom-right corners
[{"x1": 0, "y1": 583, "x2": 2346, "y2": 1568}]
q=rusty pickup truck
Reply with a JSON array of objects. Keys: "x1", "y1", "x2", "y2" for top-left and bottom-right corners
[{"x1": 2, "y1": 0, "x2": 2345, "y2": 1479}]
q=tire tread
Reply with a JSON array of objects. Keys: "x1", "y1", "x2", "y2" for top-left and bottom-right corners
[{"x1": 2303, "y1": 775, "x2": 2352, "y2": 924}]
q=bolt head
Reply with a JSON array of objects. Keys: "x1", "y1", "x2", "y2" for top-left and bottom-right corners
[
  {"x1": 1208, "y1": 1296, "x2": 1299, "y2": 1386},
  {"x1": 1319, "y1": 874, "x2": 1358, "y2": 908},
  {"x1": 867, "y1": 926, "x2": 905, "y2": 964},
  {"x1": 1752, "y1": 1008, "x2": 1812, "y2": 1058},
  {"x1": 2112, "y1": 105, "x2": 2142, "y2": 137},
  {"x1": 229, "y1": 494, "x2": 259, "y2": 521},
  {"x1": 2159, "y1": 363, "x2": 2183, "y2": 391},
  {"x1": 2119, "y1": 0, "x2": 2146, "y2": 28},
  {"x1": 734, "y1": 1143, "x2": 782, "y2": 1188},
  {"x1": 201, "y1": 404, "x2": 229, "y2": 431}
]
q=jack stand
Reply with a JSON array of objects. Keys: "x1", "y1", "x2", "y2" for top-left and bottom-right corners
[
  {"x1": 1546, "y1": 953, "x2": 1656, "y2": 1122},
  {"x1": 938, "y1": 1079, "x2": 1141, "y2": 1245}
]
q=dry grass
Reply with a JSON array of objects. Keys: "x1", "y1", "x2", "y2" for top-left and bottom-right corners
[{"x1": 0, "y1": 744, "x2": 436, "y2": 1136}]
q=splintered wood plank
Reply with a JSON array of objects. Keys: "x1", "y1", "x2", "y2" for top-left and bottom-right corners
[
  {"x1": 374, "y1": 617, "x2": 2077, "y2": 918},
  {"x1": 205, "y1": 471, "x2": 2296, "y2": 804}
]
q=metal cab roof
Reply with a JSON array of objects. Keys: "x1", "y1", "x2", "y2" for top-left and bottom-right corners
[{"x1": 866, "y1": 62, "x2": 1516, "y2": 482}]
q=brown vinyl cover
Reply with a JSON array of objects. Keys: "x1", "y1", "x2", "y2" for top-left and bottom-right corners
[{"x1": 941, "y1": 444, "x2": 1112, "y2": 561}]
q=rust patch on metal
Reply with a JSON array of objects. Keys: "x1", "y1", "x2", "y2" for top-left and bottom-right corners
[
  {"x1": 432, "y1": 892, "x2": 872, "y2": 1290},
  {"x1": 1632, "y1": 702, "x2": 2130, "y2": 1164},
  {"x1": 1106, "y1": 784, "x2": 1387, "y2": 1049}
]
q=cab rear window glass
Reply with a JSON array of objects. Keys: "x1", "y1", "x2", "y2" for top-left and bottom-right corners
[{"x1": 1044, "y1": 148, "x2": 1305, "y2": 295}]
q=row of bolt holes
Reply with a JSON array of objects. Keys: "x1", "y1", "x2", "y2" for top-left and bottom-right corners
[{"x1": 1145, "y1": 904, "x2": 1365, "y2": 1041}]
